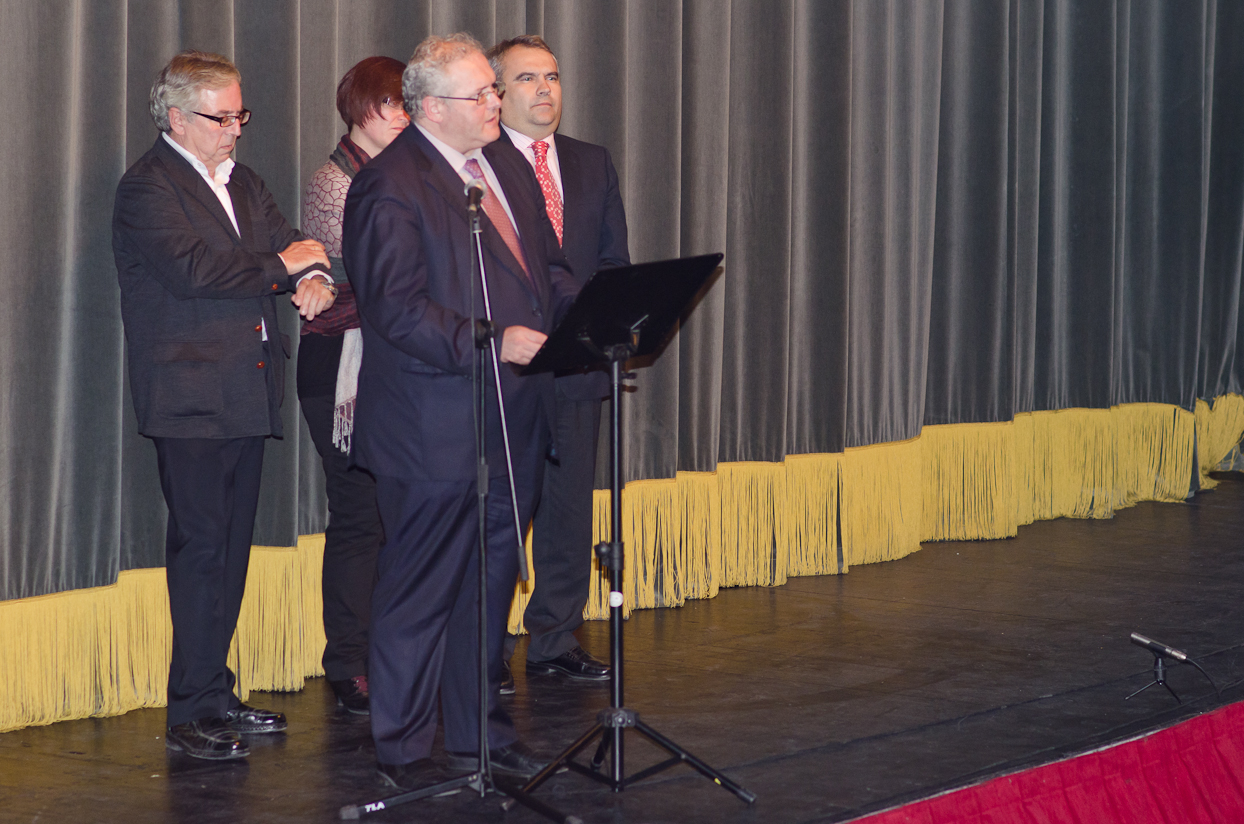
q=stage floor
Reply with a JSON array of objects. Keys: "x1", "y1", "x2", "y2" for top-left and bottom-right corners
[{"x1": 6, "y1": 476, "x2": 1244, "y2": 824}]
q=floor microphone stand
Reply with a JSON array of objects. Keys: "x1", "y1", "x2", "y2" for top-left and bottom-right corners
[
  {"x1": 340, "y1": 185, "x2": 575, "y2": 824},
  {"x1": 504, "y1": 341, "x2": 756, "y2": 809}
]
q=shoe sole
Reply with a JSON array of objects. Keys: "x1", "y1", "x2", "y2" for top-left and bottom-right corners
[
  {"x1": 226, "y1": 722, "x2": 288, "y2": 734},
  {"x1": 165, "y1": 737, "x2": 250, "y2": 760},
  {"x1": 337, "y1": 698, "x2": 371, "y2": 716},
  {"x1": 525, "y1": 663, "x2": 610, "y2": 681}
]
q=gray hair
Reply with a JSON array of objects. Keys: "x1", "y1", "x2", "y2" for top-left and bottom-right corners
[
  {"x1": 486, "y1": 34, "x2": 557, "y2": 95},
  {"x1": 402, "y1": 33, "x2": 486, "y2": 121},
  {"x1": 149, "y1": 50, "x2": 241, "y2": 132}
]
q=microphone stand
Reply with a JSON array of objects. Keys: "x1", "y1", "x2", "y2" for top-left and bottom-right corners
[
  {"x1": 504, "y1": 335, "x2": 756, "y2": 809},
  {"x1": 339, "y1": 180, "x2": 575, "y2": 824}
]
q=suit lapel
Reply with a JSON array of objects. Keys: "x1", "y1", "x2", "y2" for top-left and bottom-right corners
[
  {"x1": 413, "y1": 131, "x2": 534, "y2": 295},
  {"x1": 227, "y1": 174, "x2": 255, "y2": 248},
  {"x1": 553, "y1": 134, "x2": 580, "y2": 232}
]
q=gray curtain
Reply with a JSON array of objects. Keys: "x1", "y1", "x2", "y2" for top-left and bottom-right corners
[{"x1": 2, "y1": 0, "x2": 1243, "y2": 602}]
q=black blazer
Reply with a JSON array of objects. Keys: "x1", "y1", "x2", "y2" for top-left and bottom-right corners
[
  {"x1": 499, "y1": 130, "x2": 631, "y2": 401},
  {"x1": 342, "y1": 125, "x2": 578, "y2": 482},
  {"x1": 113, "y1": 136, "x2": 303, "y2": 439}
]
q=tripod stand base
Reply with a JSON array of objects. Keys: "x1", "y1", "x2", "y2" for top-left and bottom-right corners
[
  {"x1": 501, "y1": 707, "x2": 756, "y2": 810},
  {"x1": 340, "y1": 771, "x2": 581, "y2": 822},
  {"x1": 1125, "y1": 653, "x2": 1181, "y2": 704}
]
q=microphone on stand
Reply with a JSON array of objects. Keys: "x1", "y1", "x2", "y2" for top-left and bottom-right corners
[
  {"x1": 465, "y1": 177, "x2": 486, "y2": 213},
  {"x1": 1130, "y1": 632, "x2": 1188, "y2": 661}
]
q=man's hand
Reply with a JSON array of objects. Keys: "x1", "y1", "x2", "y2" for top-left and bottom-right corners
[
  {"x1": 279, "y1": 239, "x2": 330, "y2": 274},
  {"x1": 499, "y1": 325, "x2": 547, "y2": 365},
  {"x1": 291, "y1": 276, "x2": 337, "y2": 321}
]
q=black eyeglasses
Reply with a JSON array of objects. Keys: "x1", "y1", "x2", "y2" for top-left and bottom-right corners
[
  {"x1": 194, "y1": 109, "x2": 252, "y2": 128},
  {"x1": 433, "y1": 85, "x2": 500, "y2": 106}
]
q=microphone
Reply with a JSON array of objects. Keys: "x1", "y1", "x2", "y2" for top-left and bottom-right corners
[
  {"x1": 465, "y1": 177, "x2": 486, "y2": 211},
  {"x1": 1130, "y1": 632, "x2": 1188, "y2": 661}
]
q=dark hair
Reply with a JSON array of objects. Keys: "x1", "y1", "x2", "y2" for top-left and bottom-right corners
[
  {"x1": 337, "y1": 56, "x2": 406, "y2": 131},
  {"x1": 486, "y1": 35, "x2": 557, "y2": 90}
]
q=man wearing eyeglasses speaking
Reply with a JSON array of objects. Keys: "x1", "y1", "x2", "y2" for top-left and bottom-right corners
[
  {"x1": 343, "y1": 33, "x2": 577, "y2": 790},
  {"x1": 113, "y1": 50, "x2": 335, "y2": 761}
]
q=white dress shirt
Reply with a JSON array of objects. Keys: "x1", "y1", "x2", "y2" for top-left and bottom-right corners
[{"x1": 501, "y1": 123, "x2": 563, "y2": 200}]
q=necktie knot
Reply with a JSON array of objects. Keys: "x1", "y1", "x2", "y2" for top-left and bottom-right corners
[{"x1": 533, "y1": 140, "x2": 548, "y2": 161}]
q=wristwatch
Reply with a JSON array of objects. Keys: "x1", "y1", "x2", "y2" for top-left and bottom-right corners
[{"x1": 320, "y1": 279, "x2": 339, "y2": 297}]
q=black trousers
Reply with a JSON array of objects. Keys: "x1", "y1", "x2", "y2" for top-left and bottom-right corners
[
  {"x1": 368, "y1": 468, "x2": 539, "y2": 765},
  {"x1": 518, "y1": 392, "x2": 603, "y2": 662},
  {"x1": 154, "y1": 435, "x2": 264, "y2": 727},
  {"x1": 299, "y1": 390, "x2": 383, "y2": 681}
]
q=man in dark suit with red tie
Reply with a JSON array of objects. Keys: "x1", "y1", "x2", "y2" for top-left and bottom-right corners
[
  {"x1": 342, "y1": 33, "x2": 578, "y2": 790},
  {"x1": 488, "y1": 36, "x2": 631, "y2": 689},
  {"x1": 113, "y1": 50, "x2": 337, "y2": 760}
]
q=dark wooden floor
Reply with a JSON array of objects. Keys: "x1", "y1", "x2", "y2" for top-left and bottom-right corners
[{"x1": 6, "y1": 476, "x2": 1244, "y2": 824}]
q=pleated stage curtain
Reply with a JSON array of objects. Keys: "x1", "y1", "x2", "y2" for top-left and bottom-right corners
[{"x1": 2, "y1": 0, "x2": 1244, "y2": 730}]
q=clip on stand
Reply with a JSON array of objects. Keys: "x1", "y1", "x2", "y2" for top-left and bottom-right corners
[
  {"x1": 340, "y1": 180, "x2": 573, "y2": 823},
  {"x1": 503, "y1": 252, "x2": 756, "y2": 808}
]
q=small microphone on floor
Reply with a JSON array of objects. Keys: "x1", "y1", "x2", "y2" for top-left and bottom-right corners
[{"x1": 1130, "y1": 632, "x2": 1188, "y2": 661}]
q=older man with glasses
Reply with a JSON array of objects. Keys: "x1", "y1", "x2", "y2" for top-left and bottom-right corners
[
  {"x1": 342, "y1": 32, "x2": 577, "y2": 791},
  {"x1": 113, "y1": 49, "x2": 336, "y2": 761}
]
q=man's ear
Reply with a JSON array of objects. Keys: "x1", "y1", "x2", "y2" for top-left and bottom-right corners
[
  {"x1": 420, "y1": 97, "x2": 442, "y2": 124},
  {"x1": 168, "y1": 107, "x2": 187, "y2": 136}
]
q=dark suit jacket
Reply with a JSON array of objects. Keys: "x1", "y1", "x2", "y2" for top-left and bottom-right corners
[
  {"x1": 113, "y1": 136, "x2": 304, "y2": 439},
  {"x1": 499, "y1": 130, "x2": 631, "y2": 401},
  {"x1": 342, "y1": 125, "x2": 578, "y2": 482}
]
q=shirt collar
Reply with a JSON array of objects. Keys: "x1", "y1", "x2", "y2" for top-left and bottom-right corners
[
  {"x1": 501, "y1": 123, "x2": 555, "y2": 156},
  {"x1": 162, "y1": 131, "x2": 234, "y2": 187},
  {"x1": 415, "y1": 123, "x2": 484, "y2": 175}
]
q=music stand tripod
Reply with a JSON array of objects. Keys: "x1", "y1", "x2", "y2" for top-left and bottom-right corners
[
  {"x1": 505, "y1": 253, "x2": 756, "y2": 808},
  {"x1": 339, "y1": 181, "x2": 576, "y2": 824}
]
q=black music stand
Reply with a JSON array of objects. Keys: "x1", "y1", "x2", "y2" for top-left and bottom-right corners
[{"x1": 507, "y1": 252, "x2": 756, "y2": 807}]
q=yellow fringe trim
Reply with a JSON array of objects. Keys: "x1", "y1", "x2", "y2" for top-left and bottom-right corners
[
  {"x1": 1195, "y1": 394, "x2": 1244, "y2": 489},
  {"x1": 5, "y1": 401, "x2": 1231, "y2": 731},
  {"x1": 0, "y1": 536, "x2": 327, "y2": 733}
]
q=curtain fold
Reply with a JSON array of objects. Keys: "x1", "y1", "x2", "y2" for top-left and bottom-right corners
[{"x1": 3, "y1": 0, "x2": 1244, "y2": 602}]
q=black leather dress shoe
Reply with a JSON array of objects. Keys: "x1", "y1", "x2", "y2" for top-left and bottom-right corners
[
  {"x1": 224, "y1": 703, "x2": 288, "y2": 734},
  {"x1": 499, "y1": 660, "x2": 516, "y2": 696},
  {"x1": 377, "y1": 759, "x2": 461, "y2": 796},
  {"x1": 166, "y1": 717, "x2": 249, "y2": 760},
  {"x1": 330, "y1": 675, "x2": 370, "y2": 715},
  {"x1": 526, "y1": 646, "x2": 611, "y2": 681},
  {"x1": 447, "y1": 741, "x2": 546, "y2": 779}
]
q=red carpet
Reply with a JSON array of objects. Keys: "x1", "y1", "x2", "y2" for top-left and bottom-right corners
[{"x1": 854, "y1": 701, "x2": 1244, "y2": 824}]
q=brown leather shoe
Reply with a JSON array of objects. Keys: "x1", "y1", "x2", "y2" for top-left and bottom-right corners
[
  {"x1": 165, "y1": 717, "x2": 249, "y2": 760},
  {"x1": 330, "y1": 675, "x2": 370, "y2": 715}
]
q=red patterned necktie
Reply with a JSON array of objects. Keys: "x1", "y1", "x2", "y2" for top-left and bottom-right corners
[
  {"x1": 532, "y1": 139, "x2": 563, "y2": 246},
  {"x1": 462, "y1": 158, "x2": 530, "y2": 279}
]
